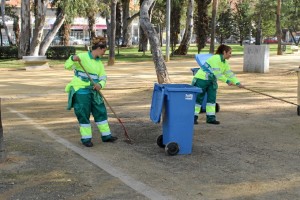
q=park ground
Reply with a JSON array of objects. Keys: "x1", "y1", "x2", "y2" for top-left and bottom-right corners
[{"x1": 0, "y1": 53, "x2": 300, "y2": 200}]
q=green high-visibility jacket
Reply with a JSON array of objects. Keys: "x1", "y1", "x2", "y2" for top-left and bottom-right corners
[
  {"x1": 194, "y1": 54, "x2": 240, "y2": 85},
  {"x1": 65, "y1": 51, "x2": 107, "y2": 93}
]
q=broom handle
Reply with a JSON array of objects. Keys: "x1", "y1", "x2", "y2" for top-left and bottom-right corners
[{"x1": 77, "y1": 61, "x2": 132, "y2": 142}]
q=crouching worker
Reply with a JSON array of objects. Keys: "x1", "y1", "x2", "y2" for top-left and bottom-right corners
[
  {"x1": 65, "y1": 36, "x2": 118, "y2": 147},
  {"x1": 193, "y1": 44, "x2": 244, "y2": 125}
]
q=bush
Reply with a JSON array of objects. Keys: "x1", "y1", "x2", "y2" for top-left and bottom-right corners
[
  {"x1": 46, "y1": 46, "x2": 76, "y2": 60},
  {"x1": 0, "y1": 46, "x2": 18, "y2": 59}
]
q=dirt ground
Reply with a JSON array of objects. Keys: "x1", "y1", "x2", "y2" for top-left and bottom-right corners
[{"x1": 0, "y1": 53, "x2": 300, "y2": 200}]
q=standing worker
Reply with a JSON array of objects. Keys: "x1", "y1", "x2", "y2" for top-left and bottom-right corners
[
  {"x1": 65, "y1": 36, "x2": 118, "y2": 147},
  {"x1": 193, "y1": 44, "x2": 244, "y2": 125}
]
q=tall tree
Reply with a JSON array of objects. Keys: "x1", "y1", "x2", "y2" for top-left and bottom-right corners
[
  {"x1": 18, "y1": 0, "x2": 31, "y2": 58},
  {"x1": 209, "y1": 0, "x2": 218, "y2": 53},
  {"x1": 30, "y1": 0, "x2": 49, "y2": 56},
  {"x1": 39, "y1": 11, "x2": 65, "y2": 55},
  {"x1": 138, "y1": 0, "x2": 154, "y2": 53},
  {"x1": 276, "y1": 0, "x2": 282, "y2": 55},
  {"x1": 1, "y1": 0, "x2": 14, "y2": 45},
  {"x1": 108, "y1": 0, "x2": 117, "y2": 66},
  {"x1": 195, "y1": 0, "x2": 211, "y2": 53},
  {"x1": 216, "y1": 6, "x2": 234, "y2": 44},
  {"x1": 0, "y1": 3, "x2": 20, "y2": 46},
  {"x1": 140, "y1": 0, "x2": 170, "y2": 84},
  {"x1": 151, "y1": 0, "x2": 167, "y2": 46},
  {"x1": 170, "y1": 0, "x2": 183, "y2": 55},
  {"x1": 232, "y1": 0, "x2": 252, "y2": 46},
  {"x1": 121, "y1": 0, "x2": 139, "y2": 46},
  {"x1": 174, "y1": 0, "x2": 194, "y2": 55}
]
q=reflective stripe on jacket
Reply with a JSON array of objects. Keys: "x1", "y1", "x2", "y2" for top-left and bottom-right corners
[
  {"x1": 64, "y1": 51, "x2": 107, "y2": 93},
  {"x1": 194, "y1": 54, "x2": 240, "y2": 85}
]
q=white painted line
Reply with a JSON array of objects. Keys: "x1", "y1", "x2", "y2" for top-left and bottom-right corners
[{"x1": 7, "y1": 108, "x2": 173, "y2": 200}]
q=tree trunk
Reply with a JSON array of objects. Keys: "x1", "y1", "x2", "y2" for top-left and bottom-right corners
[
  {"x1": 209, "y1": 0, "x2": 218, "y2": 54},
  {"x1": 1, "y1": 0, "x2": 14, "y2": 45},
  {"x1": 124, "y1": 12, "x2": 139, "y2": 47},
  {"x1": 13, "y1": 17, "x2": 20, "y2": 46},
  {"x1": 30, "y1": 0, "x2": 48, "y2": 56},
  {"x1": 140, "y1": 0, "x2": 171, "y2": 84},
  {"x1": 174, "y1": 0, "x2": 194, "y2": 55},
  {"x1": 276, "y1": 0, "x2": 282, "y2": 55},
  {"x1": 39, "y1": 12, "x2": 65, "y2": 56},
  {"x1": 121, "y1": 0, "x2": 130, "y2": 46},
  {"x1": 108, "y1": 0, "x2": 117, "y2": 66},
  {"x1": 138, "y1": 0, "x2": 147, "y2": 52},
  {"x1": 116, "y1": 1, "x2": 122, "y2": 46},
  {"x1": 196, "y1": 0, "x2": 211, "y2": 53},
  {"x1": 18, "y1": 0, "x2": 31, "y2": 58},
  {"x1": 0, "y1": 98, "x2": 6, "y2": 163},
  {"x1": 88, "y1": 14, "x2": 96, "y2": 39},
  {"x1": 61, "y1": 23, "x2": 71, "y2": 46}
]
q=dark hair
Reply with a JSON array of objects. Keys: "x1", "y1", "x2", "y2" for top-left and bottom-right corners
[
  {"x1": 91, "y1": 36, "x2": 107, "y2": 50},
  {"x1": 215, "y1": 44, "x2": 231, "y2": 54}
]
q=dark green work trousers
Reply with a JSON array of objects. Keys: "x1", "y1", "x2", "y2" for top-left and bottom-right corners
[{"x1": 194, "y1": 78, "x2": 218, "y2": 122}]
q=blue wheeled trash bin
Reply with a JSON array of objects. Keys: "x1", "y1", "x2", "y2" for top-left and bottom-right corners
[
  {"x1": 191, "y1": 53, "x2": 220, "y2": 113},
  {"x1": 150, "y1": 83, "x2": 202, "y2": 155}
]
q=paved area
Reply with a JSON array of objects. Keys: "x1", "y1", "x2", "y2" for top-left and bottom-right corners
[{"x1": 0, "y1": 53, "x2": 300, "y2": 200}]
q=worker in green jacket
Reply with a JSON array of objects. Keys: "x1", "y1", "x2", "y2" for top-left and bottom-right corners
[
  {"x1": 65, "y1": 36, "x2": 118, "y2": 147},
  {"x1": 193, "y1": 44, "x2": 244, "y2": 125}
]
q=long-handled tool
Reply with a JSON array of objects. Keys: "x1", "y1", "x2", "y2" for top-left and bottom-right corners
[
  {"x1": 241, "y1": 86, "x2": 298, "y2": 106},
  {"x1": 238, "y1": 85, "x2": 300, "y2": 115},
  {"x1": 78, "y1": 61, "x2": 133, "y2": 144}
]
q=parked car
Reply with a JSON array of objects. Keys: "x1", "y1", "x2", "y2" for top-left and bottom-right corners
[
  {"x1": 263, "y1": 37, "x2": 278, "y2": 44},
  {"x1": 70, "y1": 36, "x2": 83, "y2": 45},
  {"x1": 51, "y1": 36, "x2": 62, "y2": 45},
  {"x1": 242, "y1": 38, "x2": 255, "y2": 44},
  {"x1": 82, "y1": 37, "x2": 91, "y2": 45},
  {"x1": 1, "y1": 40, "x2": 9, "y2": 46},
  {"x1": 224, "y1": 38, "x2": 238, "y2": 44}
]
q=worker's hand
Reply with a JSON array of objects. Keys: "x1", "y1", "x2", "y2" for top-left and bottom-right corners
[
  {"x1": 72, "y1": 55, "x2": 81, "y2": 62},
  {"x1": 227, "y1": 81, "x2": 234, "y2": 86},
  {"x1": 237, "y1": 83, "x2": 245, "y2": 88},
  {"x1": 93, "y1": 83, "x2": 102, "y2": 91}
]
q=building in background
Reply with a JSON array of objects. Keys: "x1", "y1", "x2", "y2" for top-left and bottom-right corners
[{"x1": 2, "y1": 0, "x2": 107, "y2": 45}]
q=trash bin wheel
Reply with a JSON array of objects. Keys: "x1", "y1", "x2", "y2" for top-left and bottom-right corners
[
  {"x1": 156, "y1": 135, "x2": 165, "y2": 148},
  {"x1": 165, "y1": 142, "x2": 179, "y2": 156},
  {"x1": 216, "y1": 103, "x2": 220, "y2": 113},
  {"x1": 297, "y1": 106, "x2": 300, "y2": 116}
]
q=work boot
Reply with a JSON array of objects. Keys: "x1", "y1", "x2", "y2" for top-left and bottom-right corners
[
  {"x1": 102, "y1": 135, "x2": 118, "y2": 143},
  {"x1": 207, "y1": 120, "x2": 220, "y2": 125},
  {"x1": 81, "y1": 138, "x2": 93, "y2": 147},
  {"x1": 194, "y1": 115, "x2": 198, "y2": 125},
  {"x1": 82, "y1": 141, "x2": 93, "y2": 147}
]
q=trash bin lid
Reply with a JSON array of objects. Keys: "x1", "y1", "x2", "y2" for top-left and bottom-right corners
[
  {"x1": 164, "y1": 84, "x2": 202, "y2": 93},
  {"x1": 150, "y1": 84, "x2": 165, "y2": 123},
  {"x1": 195, "y1": 53, "x2": 213, "y2": 67}
]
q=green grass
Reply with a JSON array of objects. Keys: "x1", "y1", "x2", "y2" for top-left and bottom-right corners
[{"x1": 0, "y1": 44, "x2": 295, "y2": 69}]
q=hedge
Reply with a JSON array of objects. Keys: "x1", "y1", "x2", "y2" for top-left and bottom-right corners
[
  {"x1": 0, "y1": 46, "x2": 76, "y2": 60},
  {"x1": 46, "y1": 46, "x2": 76, "y2": 59}
]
